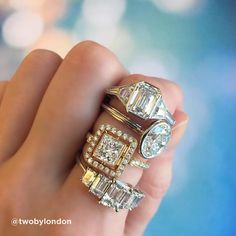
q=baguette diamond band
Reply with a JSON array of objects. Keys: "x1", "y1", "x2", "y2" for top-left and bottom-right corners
[{"x1": 81, "y1": 167, "x2": 145, "y2": 212}]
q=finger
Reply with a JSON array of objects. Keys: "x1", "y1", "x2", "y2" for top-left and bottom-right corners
[
  {"x1": 17, "y1": 41, "x2": 127, "y2": 179},
  {"x1": 65, "y1": 75, "x2": 183, "y2": 235},
  {"x1": 124, "y1": 110, "x2": 189, "y2": 236},
  {"x1": 0, "y1": 81, "x2": 8, "y2": 105},
  {"x1": 0, "y1": 50, "x2": 61, "y2": 163}
]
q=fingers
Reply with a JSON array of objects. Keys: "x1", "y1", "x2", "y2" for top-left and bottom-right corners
[
  {"x1": 0, "y1": 50, "x2": 62, "y2": 163},
  {"x1": 0, "y1": 81, "x2": 8, "y2": 105},
  {"x1": 18, "y1": 41, "x2": 127, "y2": 179},
  {"x1": 124, "y1": 110, "x2": 189, "y2": 236},
  {"x1": 65, "y1": 74, "x2": 183, "y2": 235}
]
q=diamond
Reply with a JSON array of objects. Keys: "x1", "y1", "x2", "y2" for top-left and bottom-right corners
[
  {"x1": 99, "y1": 164, "x2": 104, "y2": 170},
  {"x1": 140, "y1": 121, "x2": 171, "y2": 159},
  {"x1": 104, "y1": 167, "x2": 110, "y2": 173},
  {"x1": 126, "y1": 81, "x2": 161, "y2": 120},
  {"x1": 90, "y1": 175, "x2": 111, "y2": 198},
  {"x1": 93, "y1": 161, "x2": 98, "y2": 167},
  {"x1": 93, "y1": 134, "x2": 125, "y2": 166},
  {"x1": 87, "y1": 136, "x2": 93, "y2": 143},
  {"x1": 100, "y1": 180, "x2": 129, "y2": 211},
  {"x1": 111, "y1": 127, "x2": 117, "y2": 134},
  {"x1": 125, "y1": 190, "x2": 144, "y2": 210},
  {"x1": 100, "y1": 124, "x2": 105, "y2": 131},
  {"x1": 128, "y1": 137, "x2": 133, "y2": 142},
  {"x1": 82, "y1": 168, "x2": 97, "y2": 187},
  {"x1": 131, "y1": 142, "x2": 137, "y2": 148},
  {"x1": 106, "y1": 125, "x2": 111, "y2": 130},
  {"x1": 119, "y1": 86, "x2": 132, "y2": 103},
  {"x1": 85, "y1": 152, "x2": 90, "y2": 158}
]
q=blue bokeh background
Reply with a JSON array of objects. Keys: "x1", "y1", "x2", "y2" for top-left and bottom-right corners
[{"x1": 0, "y1": 0, "x2": 235, "y2": 235}]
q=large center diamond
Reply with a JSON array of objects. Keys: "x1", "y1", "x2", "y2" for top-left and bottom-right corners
[
  {"x1": 94, "y1": 134, "x2": 125, "y2": 165},
  {"x1": 126, "y1": 82, "x2": 161, "y2": 120},
  {"x1": 140, "y1": 121, "x2": 171, "y2": 159}
]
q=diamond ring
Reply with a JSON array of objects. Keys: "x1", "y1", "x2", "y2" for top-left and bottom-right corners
[
  {"x1": 83, "y1": 124, "x2": 149, "y2": 179},
  {"x1": 81, "y1": 165, "x2": 145, "y2": 212},
  {"x1": 106, "y1": 81, "x2": 175, "y2": 126},
  {"x1": 102, "y1": 104, "x2": 172, "y2": 159}
]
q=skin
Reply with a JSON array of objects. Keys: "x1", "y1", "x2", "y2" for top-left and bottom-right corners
[{"x1": 0, "y1": 41, "x2": 188, "y2": 236}]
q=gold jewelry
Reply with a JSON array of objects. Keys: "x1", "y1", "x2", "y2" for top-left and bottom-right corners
[{"x1": 83, "y1": 124, "x2": 149, "y2": 180}]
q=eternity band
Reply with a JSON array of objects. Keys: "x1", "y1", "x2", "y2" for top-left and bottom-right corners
[{"x1": 80, "y1": 164, "x2": 145, "y2": 212}]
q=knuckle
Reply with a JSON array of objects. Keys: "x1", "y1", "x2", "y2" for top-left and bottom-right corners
[
  {"x1": 25, "y1": 49, "x2": 62, "y2": 66},
  {"x1": 27, "y1": 49, "x2": 61, "y2": 61},
  {"x1": 67, "y1": 40, "x2": 118, "y2": 68}
]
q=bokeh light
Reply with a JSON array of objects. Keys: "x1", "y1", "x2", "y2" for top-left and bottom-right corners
[
  {"x1": 31, "y1": 28, "x2": 73, "y2": 57},
  {"x1": 2, "y1": 11, "x2": 44, "y2": 48},
  {"x1": 152, "y1": 0, "x2": 204, "y2": 13},
  {"x1": 82, "y1": 0, "x2": 126, "y2": 27}
]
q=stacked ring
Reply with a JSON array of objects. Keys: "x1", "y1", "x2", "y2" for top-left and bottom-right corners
[{"x1": 78, "y1": 80, "x2": 175, "y2": 212}]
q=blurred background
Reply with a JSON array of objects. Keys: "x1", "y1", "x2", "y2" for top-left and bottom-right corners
[{"x1": 0, "y1": 0, "x2": 235, "y2": 235}]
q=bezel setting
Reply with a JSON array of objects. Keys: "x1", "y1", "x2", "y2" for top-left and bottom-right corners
[{"x1": 140, "y1": 120, "x2": 172, "y2": 159}]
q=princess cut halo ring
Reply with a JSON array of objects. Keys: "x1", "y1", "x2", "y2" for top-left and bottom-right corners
[
  {"x1": 102, "y1": 104, "x2": 172, "y2": 159},
  {"x1": 106, "y1": 81, "x2": 175, "y2": 126},
  {"x1": 83, "y1": 124, "x2": 149, "y2": 179}
]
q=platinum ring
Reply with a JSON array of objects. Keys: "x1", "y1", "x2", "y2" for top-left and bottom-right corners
[
  {"x1": 102, "y1": 104, "x2": 172, "y2": 159},
  {"x1": 106, "y1": 81, "x2": 175, "y2": 126}
]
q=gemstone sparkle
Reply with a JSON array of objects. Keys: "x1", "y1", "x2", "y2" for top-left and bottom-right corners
[{"x1": 140, "y1": 121, "x2": 172, "y2": 159}]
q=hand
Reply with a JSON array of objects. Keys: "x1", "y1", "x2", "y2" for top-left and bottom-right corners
[{"x1": 0, "y1": 41, "x2": 188, "y2": 236}]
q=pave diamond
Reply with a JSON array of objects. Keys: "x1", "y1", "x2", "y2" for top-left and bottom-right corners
[
  {"x1": 126, "y1": 81, "x2": 161, "y2": 120},
  {"x1": 140, "y1": 121, "x2": 172, "y2": 159},
  {"x1": 94, "y1": 134, "x2": 125, "y2": 166},
  {"x1": 84, "y1": 124, "x2": 138, "y2": 178}
]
